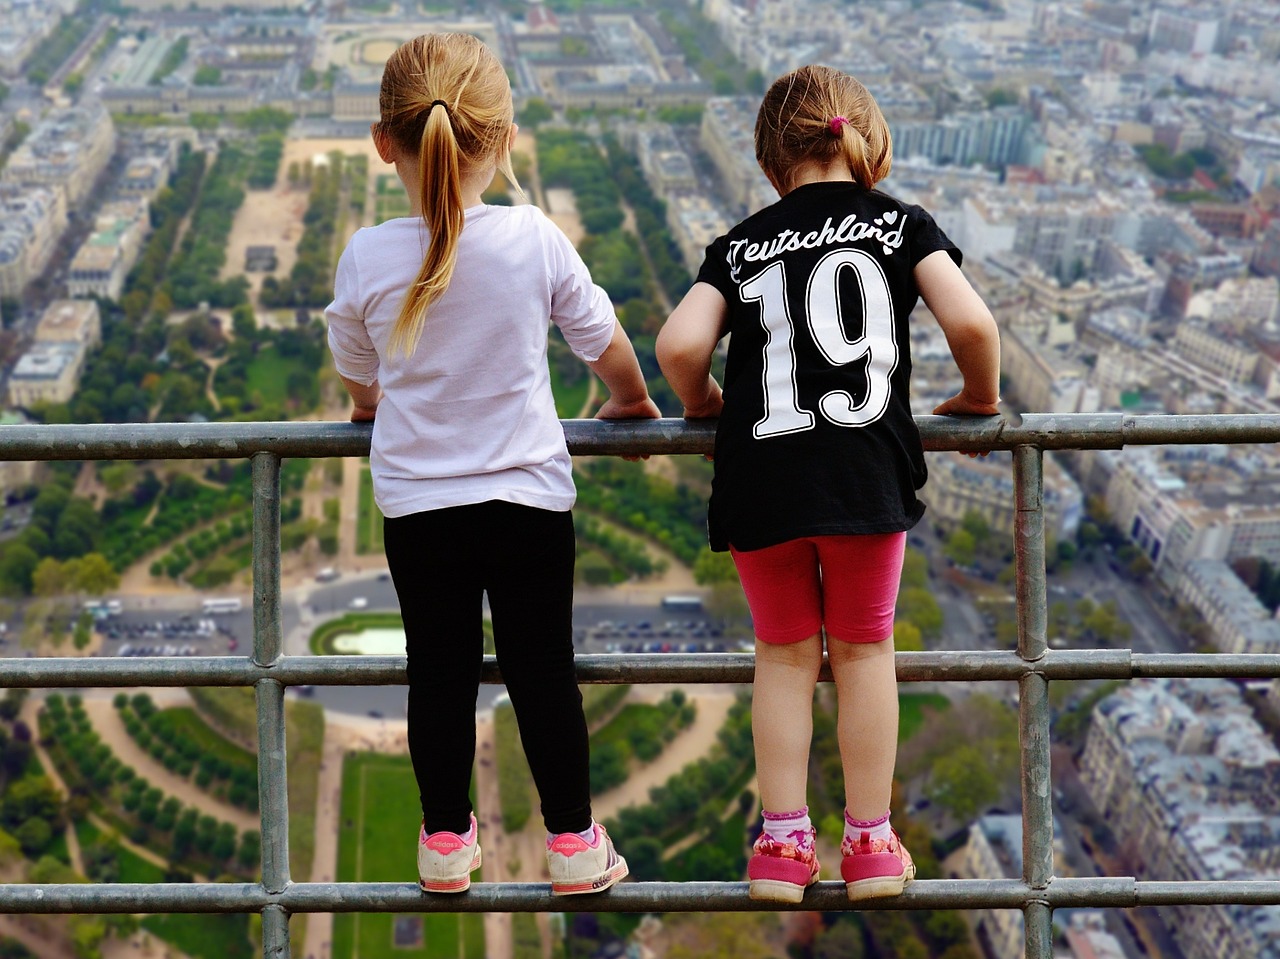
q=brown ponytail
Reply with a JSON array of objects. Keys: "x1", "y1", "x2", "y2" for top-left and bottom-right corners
[
  {"x1": 374, "y1": 34, "x2": 521, "y2": 357},
  {"x1": 755, "y1": 65, "x2": 893, "y2": 194}
]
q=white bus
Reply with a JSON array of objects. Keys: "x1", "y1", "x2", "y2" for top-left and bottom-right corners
[
  {"x1": 83, "y1": 599, "x2": 123, "y2": 619},
  {"x1": 661, "y1": 595, "x2": 703, "y2": 612},
  {"x1": 202, "y1": 598, "x2": 243, "y2": 615}
]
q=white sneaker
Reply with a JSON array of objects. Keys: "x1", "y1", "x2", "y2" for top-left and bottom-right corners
[
  {"x1": 418, "y1": 815, "x2": 482, "y2": 894},
  {"x1": 546, "y1": 822, "x2": 628, "y2": 896}
]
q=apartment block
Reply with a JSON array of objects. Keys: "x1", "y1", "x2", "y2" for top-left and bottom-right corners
[
  {"x1": 1174, "y1": 559, "x2": 1280, "y2": 656},
  {"x1": 68, "y1": 199, "x2": 151, "y2": 301},
  {"x1": 2, "y1": 102, "x2": 116, "y2": 211},
  {"x1": 7, "y1": 342, "x2": 88, "y2": 409},
  {"x1": 0, "y1": 184, "x2": 68, "y2": 299},
  {"x1": 1078, "y1": 679, "x2": 1280, "y2": 959},
  {"x1": 923, "y1": 450, "x2": 1083, "y2": 544}
]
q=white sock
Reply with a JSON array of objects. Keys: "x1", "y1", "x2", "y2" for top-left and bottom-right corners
[
  {"x1": 762, "y1": 806, "x2": 814, "y2": 851},
  {"x1": 844, "y1": 809, "x2": 892, "y2": 845}
]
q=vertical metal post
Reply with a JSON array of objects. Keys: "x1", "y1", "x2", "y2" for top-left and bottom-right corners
[
  {"x1": 262, "y1": 904, "x2": 291, "y2": 959},
  {"x1": 252, "y1": 453, "x2": 291, "y2": 958},
  {"x1": 1024, "y1": 901, "x2": 1053, "y2": 959},
  {"x1": 1014, "y1": 446, "x2": 1053, "y2": 958}
]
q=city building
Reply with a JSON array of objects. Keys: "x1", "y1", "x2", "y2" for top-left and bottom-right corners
[
  {"x1": 0, "y1": 184, "x2": 68, "y2": 299},
  {"x1": 7, "y1": 342, "x2": 88, "y2": 409},
  {"x1": 34, "y1": 300, "x2": 101, "y2": 349},
  {"x1": 1102, "y1": 448, "x2": 1280, "y2": 585},
  {"x1": 1174, "y1": 559, "x2": 1280, "y2": 656},
  {"x1": 699, "y1": 97, "x2": 776, "y2": 216},
  {"x1": 1078, "y1": 679, "x2": 1280, "y2": 959},
  {"x1": 68, "y1": 199, "x2": 151, "y2": 301},
  {"x1": 1, "y1": 101, "x2": 116, "y2": 211},
  {"x1": 923, "y1": 450, "x2": 1083, "y2": 545},
  {"x1": 665, "y1": 194, "x2": 731, "y2": 275},
  {"x1": 959, "y1": 814, "x2": 1067, "y2": 959}
]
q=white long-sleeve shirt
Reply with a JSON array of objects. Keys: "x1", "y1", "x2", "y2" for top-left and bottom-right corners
[{"x1": 325, "y1": 204, "x2": 616, "y2": 518}]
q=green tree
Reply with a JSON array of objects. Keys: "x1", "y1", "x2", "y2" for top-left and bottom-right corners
[
  {"x1": 693, "y1": 548, "x2": 738, "y2": 585},
  {"x1": 815, "y1": 918, "x2": 865, "y2": 959},
  {"x1": 943, "y1": 528, "x2": 976, "y2": 567},
  {"x1": 900, "y1": 548, "x2": 928, "y2": 588},
  {"x1": 665, "y1": 912, "x2": 781, "y2": 959},
  {"x1": 897, "y1": 587, "x2": 943, "y2": 638},
  {"x1": 893, "y1": 620, "x2": 923, "y2": 652},
  {"x1": 519, "y1": 97, "x2": 553, "y2": 128}
]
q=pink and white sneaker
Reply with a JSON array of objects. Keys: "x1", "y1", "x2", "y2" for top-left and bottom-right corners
[
  {"x1": 840, "y1": 828, "x2": 915, "y2": 901},
  {"x1": 418, "y1": 815, "x2": 482, "y2": 894},
  {"x1": 747, "y1": 828, "x2": 820, "y2": 903},
  {"x1": 546, "y1": 823, "x2": 628, "y2": 895}
]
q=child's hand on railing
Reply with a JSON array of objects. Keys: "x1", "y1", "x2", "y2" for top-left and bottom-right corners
[
  {"x1": 595, "y1": 395, "x2": 662, "y2": 461},
  {"x1": 932, "y1": 390, "x2": 1001, "y2": 457}
]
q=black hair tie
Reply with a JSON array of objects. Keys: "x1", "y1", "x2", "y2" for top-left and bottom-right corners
[{"x1": 429, "y1": 99, "x2": 450, "y2": 114}]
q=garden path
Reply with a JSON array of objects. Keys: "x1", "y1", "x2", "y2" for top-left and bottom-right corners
[
  {"x1": 21, "y1": 697, "x2": 86, "y2": 877},
  {"x1": 590, "y1": 687, "x2": 739, "y2": 823},
  {"x1": 81, "y1": 697, "x2": 260, "y2": 832},
  {"x1": 474, "y1": 711, "x2": 513, "y2": 959},
  {"x1": 0, "y1": 915, "x2": 75, "y2": 959}
]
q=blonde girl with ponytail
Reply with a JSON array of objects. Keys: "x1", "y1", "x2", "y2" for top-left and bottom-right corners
[
  {"x1": 327, "y1": 32, "x2": 654, "y2": 896},
  {"x1": 657, "y1": 65, "x2": 1000, "y2": 903}
]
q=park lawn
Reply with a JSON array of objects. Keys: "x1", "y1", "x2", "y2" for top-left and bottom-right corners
[
  {"x1": 899, "y1": 692, "x2": 950, "y2": 742},
  {"x1": 157, "y1": 707, "x2": 257, "y2": 772},
  {"x1": 242, "y1": 351, "x2": 311, "y2": 407},
  {"x1": 591, "y1": 702, "x2": 677, "y2": 760},
  {"x1": 549, "y1": 360, "x2": 592, "y2": 419},
  {"x1": 141, "y1": 914, "x2": 253, "y2": 959},
  {"x1": 356, "y1": 464, "x2": 385, "y2": 555},
  {"x1": 184, "y1": 688, "x2": 324, "y2": 884},
  {"x1": 75, "y1": 819, "x2": 167, "y2": 883},
  {"x1": 374, "y1": 175, "x2": 412, "y2": 224},
  {"x1": 332, "y1": 753, "x2": 483, "y2": 959}
]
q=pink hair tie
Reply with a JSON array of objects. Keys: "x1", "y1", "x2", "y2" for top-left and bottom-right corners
[{"x1": 829, "y1": 115, "x2": 849, "y2": 135}]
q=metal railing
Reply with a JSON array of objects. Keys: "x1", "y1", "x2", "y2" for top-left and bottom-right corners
[{"x1": 2, "y1": 413, "x2": 1280, "y2": 959}]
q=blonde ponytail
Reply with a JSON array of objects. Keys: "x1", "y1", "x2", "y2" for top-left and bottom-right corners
[
  {"x1": 374, "y1": 34, "x2": 519, "y2": 358},
  {"x1": 389, "y1": 105, "x2": 464, "y2": 357}
]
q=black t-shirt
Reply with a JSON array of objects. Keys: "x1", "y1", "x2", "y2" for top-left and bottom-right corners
[{"x1": 694, "y1": 180, "x2": 961, "y2": 552}]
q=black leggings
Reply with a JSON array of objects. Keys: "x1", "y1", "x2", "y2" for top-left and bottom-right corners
[{"x1": 384, "y1": 500, "x2": 592, "y2": 836}]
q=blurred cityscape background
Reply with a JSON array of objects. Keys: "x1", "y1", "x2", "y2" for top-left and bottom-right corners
[{"x1": 1, "y1": 1, "x2": 1280, "y2": 958}]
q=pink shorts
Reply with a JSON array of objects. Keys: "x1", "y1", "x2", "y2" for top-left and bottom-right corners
[{"x1": 730, "y1": 532, "x2": 907, "y2": 645}]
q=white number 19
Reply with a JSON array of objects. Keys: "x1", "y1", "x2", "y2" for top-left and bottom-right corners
[{"x1": 739, "y1": 248, "x2": 899, "y2": 439}]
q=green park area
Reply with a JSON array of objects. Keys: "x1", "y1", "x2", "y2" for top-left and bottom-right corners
[{"x1": 332, "y1": 752, "x2": 484, "y2": 959}]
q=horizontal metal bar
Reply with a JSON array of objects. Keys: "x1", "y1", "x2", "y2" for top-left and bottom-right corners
[
  {"x1": 2, "y1": 878, "x2": 1277, "y2": 915},
  {"x1": 3, "y1": 414, "x2": 1280, "y2": 463},
  {"x1": 2, "y1": 650, "x2": 1277, "y2": 687}
]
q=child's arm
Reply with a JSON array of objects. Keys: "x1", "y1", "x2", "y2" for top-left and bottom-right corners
[
  {"x1": 656, "y1": 283, "x2": 728, "y2": 419},
  {"x1": 915, "y1": 251, "x2": 1001, "y2": 417},
  {"x1": 339, "y1": 375, "x2": 381, "y2": 423},
  {"x1": 589, "y1": 320, "x2": 662, "y2": 420}
]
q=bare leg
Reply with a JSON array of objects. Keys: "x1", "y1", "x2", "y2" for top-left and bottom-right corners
[
  {"x1": 752, "y1": 633, "x2": 824, "y2": 813},
  {"x1": 828, "y1": 635, "x2": 898, "y2": 820}
]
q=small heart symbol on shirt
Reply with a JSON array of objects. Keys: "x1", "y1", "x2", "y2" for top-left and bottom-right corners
[{"x1": 882, "y1": 211, "x2": 898, "y2": 224}]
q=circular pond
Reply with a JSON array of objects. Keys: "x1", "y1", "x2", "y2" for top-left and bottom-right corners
[{"x1": 329, "y1": 628, "x2": 405, "y2": 655}]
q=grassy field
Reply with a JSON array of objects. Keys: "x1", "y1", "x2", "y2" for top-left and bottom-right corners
[
  {"x1": 243, "y1": 352, "x2": 311, "y2": 407},
  {"x1": 75, "y1": 819, "x2": 167, "y2": 883},
  {"x1": 184, "y1": 688, "x2": 324, "y2": 885},
  {"x1": 356, "y1": 464, "x2": 384, "y2": 555},
  {"x1": 158, "y1": 707, "x2": 257, "y2": 771},
  {"x1": 375, "y1": 174, "x2": 412, "y2": 224},
  {"x1": 549, "y1": 357, "x2": 592, "y2": 418},
  {"x1": 899, "y1": 692, "x2": 951, "y2": 742},
  {"x1": 141, "y1": 914, "x2": 253, "y2": 959},
  {"x1": 332, "y1": 753, "x2": 484, "y2": 959}
]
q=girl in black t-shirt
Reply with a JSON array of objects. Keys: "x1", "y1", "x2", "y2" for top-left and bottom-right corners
[{"x1": 657, "y1": 65, "x2": 1001, "y2": 903}]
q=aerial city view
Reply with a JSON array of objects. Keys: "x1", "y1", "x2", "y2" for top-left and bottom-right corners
[{"x1": 0, "y1": 0, "x2": 1279, "y2": 957}]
